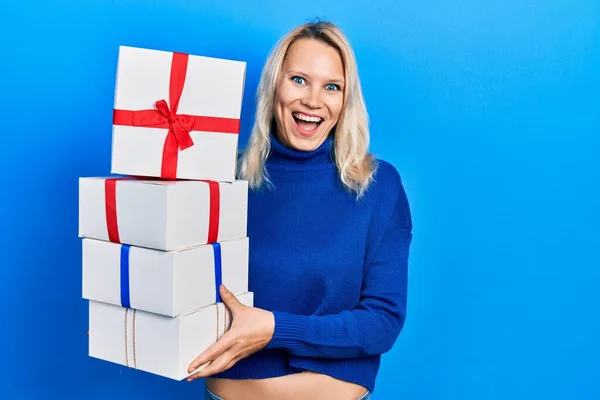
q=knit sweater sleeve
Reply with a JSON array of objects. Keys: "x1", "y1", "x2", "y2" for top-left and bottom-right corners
[{"x1": 263, "y1": 161, "x2": 413, "y2": 358}]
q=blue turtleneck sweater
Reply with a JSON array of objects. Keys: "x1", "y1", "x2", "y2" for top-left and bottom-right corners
[{"x1": 212, "y1": 133, "x2": 412, "y2": 393}]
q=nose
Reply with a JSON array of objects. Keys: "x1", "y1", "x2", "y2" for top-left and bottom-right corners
[{"x1": 301, "y1": 87, "x2": 323, "y2": 109}]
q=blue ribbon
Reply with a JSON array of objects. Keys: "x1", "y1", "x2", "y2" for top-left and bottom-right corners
[
  {"x1": 120, "y1": 244, "x2": 131, "y2": 308},
  {"x1": 212, "y1": 243, "x2": 222, "y2": 302},
  {"x1": 119, "y1": 243, "x2": 221, "y2": 307}
]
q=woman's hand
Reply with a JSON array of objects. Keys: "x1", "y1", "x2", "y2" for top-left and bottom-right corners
[{"x1": 187, "y1": 284, "x2": 275, "y2": 381}]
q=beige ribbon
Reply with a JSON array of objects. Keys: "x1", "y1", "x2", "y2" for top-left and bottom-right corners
[
  {"x1": 216, "y1": 302, "x2": 232, "y2": 340},
  {"x1": 121, "y1": 302, "x2": 227, "y2": 371},
  {"x1": 124, "y1": 308, "x2": 137, "y2": 369},
  {"x1": 216, "y1": 304, "x2": 220, "y2": 341}
]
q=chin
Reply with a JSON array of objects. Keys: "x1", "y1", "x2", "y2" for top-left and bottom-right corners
[
  {"x1": 289, "y1": 132, "x2": 329, "y2": 151},
  {"x1": 288, "y1": 125, "x2": 331, "y2": 152}
]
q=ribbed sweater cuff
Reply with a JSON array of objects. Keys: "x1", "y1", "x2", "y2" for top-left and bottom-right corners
[{"x1": 265, "y1": 311, "x2": 310, "y2": 351}]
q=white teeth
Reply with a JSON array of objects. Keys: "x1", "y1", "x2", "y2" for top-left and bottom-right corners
[{"x1": 293, "y1": 112, "x2": 322, "y2": 123}]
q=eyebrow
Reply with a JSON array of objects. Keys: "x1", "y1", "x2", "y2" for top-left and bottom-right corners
[{"x1": 286, "y1": 70, "x2": 345, "y2": 84}]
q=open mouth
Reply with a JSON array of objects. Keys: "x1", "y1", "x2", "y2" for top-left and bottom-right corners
[{"x1": 293, "y1": 112, "x2": 323, "y2": 134}]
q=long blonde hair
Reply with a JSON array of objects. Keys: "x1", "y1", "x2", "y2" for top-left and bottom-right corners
[{"x1": 237, "y1": 20, "x2": 377, "y2": 197}]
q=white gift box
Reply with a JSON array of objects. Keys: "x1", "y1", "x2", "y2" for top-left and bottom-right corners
[
  {"x1": 78, "y1": 177, "x2": 248, "y2": 251},
  {"x1": 111, "y1": 45, "x2": 246, "y2": 182},
  {"x1": 82, "y1": 237, "x2": 249, "y2": 317},
  {"x1": 88, "y1": 292, "x2": 254, "y2": 381}
]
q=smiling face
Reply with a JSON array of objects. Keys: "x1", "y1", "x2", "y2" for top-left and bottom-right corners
[{"x1": 272, "y1": 38, "x2": 345, "y2": 151}]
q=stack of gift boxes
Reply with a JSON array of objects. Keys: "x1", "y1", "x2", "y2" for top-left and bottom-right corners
[{"x1": 78, "y1": 45, "x2": 251, "y2": 380}]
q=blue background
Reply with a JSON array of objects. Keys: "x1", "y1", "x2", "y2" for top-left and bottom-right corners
[{"x1": 1, "y1": 0, "x2": 599, "y2": 398}]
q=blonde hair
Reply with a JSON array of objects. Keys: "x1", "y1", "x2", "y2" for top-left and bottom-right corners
[{"x1": 237, "y1": 20, "x2": 377, "y2": 197}]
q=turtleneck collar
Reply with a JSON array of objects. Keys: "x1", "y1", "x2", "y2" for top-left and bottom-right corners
[{"x1": 266, "y1": 131, "x2": 336, "y2": 170}]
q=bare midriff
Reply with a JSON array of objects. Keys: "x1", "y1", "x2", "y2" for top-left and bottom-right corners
[{"x1": 206, "y1": 371, "x2": 368, "y2": 400}]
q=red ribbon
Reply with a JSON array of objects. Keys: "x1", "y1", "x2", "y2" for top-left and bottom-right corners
[
  {"x1": 112, "y1": 52, "x2": 240, "y2": 179},
  {"x1": 105, "y1": 178, "x2": 124, "y2": 243},
  {"x1": 104, "y1": 178, "x2": 221, "y2": 244},
  {"x1": 202, "y1": 180, "x2": 221, "y2": 243}
]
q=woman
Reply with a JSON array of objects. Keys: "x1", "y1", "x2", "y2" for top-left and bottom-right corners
[{"x1": 187, "y1": 20, "x2": 413, "y2": 400}]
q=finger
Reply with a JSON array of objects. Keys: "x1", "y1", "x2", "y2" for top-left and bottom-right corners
[
  {"x1": 187, "y1": 348, "x2": 236, "y2": 381},
  {"x1": 187, "y1": 330, "x2": 237, "y2": 373},
  {"x1": 223, "y1": 354, "x2": 241, "y2": 372},
  {"x1": 188, "y1": 339, "x2": 231, "y2": 373},
  {"x1": 220, "y1": 285, "x2": 243, "y2": 312}
]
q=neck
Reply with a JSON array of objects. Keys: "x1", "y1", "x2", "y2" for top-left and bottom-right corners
[{"x1": 266, "y1": 132, "x2": 335, "y2": 169}]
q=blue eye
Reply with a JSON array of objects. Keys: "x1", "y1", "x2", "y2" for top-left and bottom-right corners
[
  {"x1": 292, "y1": 76, "x2": 306, "y2": 85},
  {"x1": 326, "y1": 84, "x2": 340, "y2": 91}
]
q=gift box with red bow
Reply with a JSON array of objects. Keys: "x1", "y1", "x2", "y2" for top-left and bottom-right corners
[{"x1": 110, "y1": 45, "x2": 246, "y2": 182}]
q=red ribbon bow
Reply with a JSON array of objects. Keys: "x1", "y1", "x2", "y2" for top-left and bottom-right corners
[
  {"x1": 154, "y1": 99, "x2": 195, "y2": 150},
  {"x1": 112, "y1": 52, "x2": 240, "y2": 179}
]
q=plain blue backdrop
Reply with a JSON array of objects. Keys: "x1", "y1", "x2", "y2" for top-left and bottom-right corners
[{"x1": 1, "y1": 0, "x2": 599, "y2": 399}]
